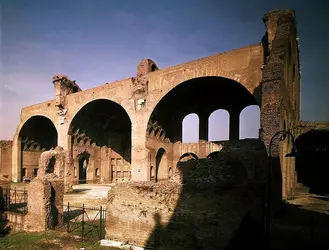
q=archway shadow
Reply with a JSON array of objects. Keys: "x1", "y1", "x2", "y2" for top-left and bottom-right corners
[{"x1": 295, "y1": 130, "x2": 329, "y2": 194}]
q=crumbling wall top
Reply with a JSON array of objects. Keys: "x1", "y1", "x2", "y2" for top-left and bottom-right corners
[
  {"x1": 37, "y1": 146, "x2": 66, "y2": 180},
  {"x1": 53, "y1": 74, "x2": 82, "y2": 109},
  {"x1": 0, "y1": 140, "x2": 13, "y2": 149},
  {"x1": 52, "y1": 74, "x2": 81, "y2": 92},
  {"x1": 137, "y1": 59, "x2": 159, "y2": 77},
  {"x1": 263, "y1": 8, "x2": 296, "y2": 54}
]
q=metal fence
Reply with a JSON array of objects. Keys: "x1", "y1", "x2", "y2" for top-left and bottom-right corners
[
  {"x1": 56, "y1": 202, "x2": 106, "y2": 240},
  {"x1": 3, "y1": 186, "x2": 28, "y2": 214}
]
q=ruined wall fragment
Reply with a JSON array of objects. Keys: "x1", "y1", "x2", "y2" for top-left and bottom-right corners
[
  {"x1": 261, "y1": 9, "x2": 297, "y2": 155},
  {"x1": 106, "y1": 141, "x2": 268, "y2": 249},
  {"x1": 23, "y1": 147, "x2": 65, "y2": 232},
  {"x1": 53, "y1": 74, "x2": 81, "y2": 125},
  {"x1": 0, "y1": 141, "x2": 12, "y2": 180},
  {"x1": 132, "y1": 59, "x2": 159, "y2": 110}
]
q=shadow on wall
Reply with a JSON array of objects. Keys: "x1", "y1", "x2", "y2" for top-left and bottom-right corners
[
  {"x1": 295, "y1": 130, "x2": 329, "y2": 194},
  {"x1": 144, "y1": 140, "x2": 270, "y2": 250}
]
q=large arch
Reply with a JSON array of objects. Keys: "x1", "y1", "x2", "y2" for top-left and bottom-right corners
[
  {"x1": 146, "y1": 76, "x2": 258, "y2": 143},
  {"x1": 17, "y1": 115, "x2": 58, "y2": 181},
  {"x1": 145, "y1": 76, "x2": 258, "y2": 177},
  {"x1": 295, "y1": 130, "x2": 329, "y2": 194},
  {"x1": 69, "y1": 99, "x2": 132, "y2": 184}
]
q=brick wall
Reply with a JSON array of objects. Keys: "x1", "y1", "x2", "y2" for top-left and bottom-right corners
[{"x1": 0, "y1": 141, "x2": 13, "y2": 179}]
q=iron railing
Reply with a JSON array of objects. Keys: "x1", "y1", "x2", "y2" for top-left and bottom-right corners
[
  {"x1": 56, "y1": 202, "x2": 106, "y2": 240},
  {"x1": 3, "y1": 186, "x2": 28, "y2": 214}
]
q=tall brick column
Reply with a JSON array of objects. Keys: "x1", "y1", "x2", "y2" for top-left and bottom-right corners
[
  {"x1": 11, "y1": 133, "x2": 21, "y2": 182},
  {"x1": 260, "y1": 9, "x2": 297, "y2": 200},
  {"x1": 131, "y1": 115, "x2": 149, "y2": 182},
  {"x1": 199, "y1": 113, "x2": 209, "y2": 142}
]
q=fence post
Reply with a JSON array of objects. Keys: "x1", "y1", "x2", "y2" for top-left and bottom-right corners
[
  {"x1": 4, "y1": 186, "x2": 8, "y2": 210},
  {"x1": 99, "y1": 206, "x2": 102, "y2": 239},
  {"x1": 14, "y1": 187, "x2": 16, "y2": 204},
  {"x1": 67, "y1": 202, "x2": 70, "y2": 233},
  {"x1": 24, "y1": 188, "x2": 27, "y2": 213},
  {"x1": 81, "y1": 204, "x2": 85, "y2": 239},
  {"x1": 7, "y1": 185, "x2": 10, "y2": 210},
  {"x1": 104, "y1": 207, "x2": 106, "y2": 239}
]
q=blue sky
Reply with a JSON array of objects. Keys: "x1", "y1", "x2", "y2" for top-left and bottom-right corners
[{"x1": 1, "y1": 0, "x2": 328, "y2": 140}]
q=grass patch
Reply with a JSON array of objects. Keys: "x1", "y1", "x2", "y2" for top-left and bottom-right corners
[{"x1": 0, "y1": 231, "x2": 117, "y2": 250}]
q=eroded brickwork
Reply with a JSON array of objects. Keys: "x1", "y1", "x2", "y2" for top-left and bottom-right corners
[
  {"x1": 106, "y1": 139, "x2": 268, "y2": 249},
  {"x1": 0, "y1": 141, "x2": 12, "y2": 180},
  {"x1": 23, "y1": 147, "x2": 66, "y2": 232}
]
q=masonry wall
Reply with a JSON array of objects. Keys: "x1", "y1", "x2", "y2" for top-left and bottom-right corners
[
  {"x1": 0, "y1": 140, "x2": 13, "y2": 180},
  {"x1": 22, "y1": 151, "x2": 42, "y2": 179},
  {"x1": 71, "y1": 141, "x2": 132, "y2": 184},
  {"x1": 260, "y1": 9, "x2": 301, "y2": 200},
  {"x1": 106, "y1": 139, "x2": 268, "y2": 249}
]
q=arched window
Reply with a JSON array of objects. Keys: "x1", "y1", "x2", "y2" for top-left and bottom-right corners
[
  {"x1": 22, "y1": 168, "x2": 27, "y2": 177},
  {"x1": 150, "y1": 166, "x2": 155, "y2": 180},
  {"x1": 95, "y1": 168, "x2": 100, "y2": 177},
  {"x1": 208, "y1": 109, "x2": 229, "y2": 141},
  {"x1": 151, "y1": 64, "x2": 157, "y2": 72},
  {"x1": 168, "y1": 167, "x2": 173, "y2": 178},
  {"x1": 239, "y1": 105, "x2": 260, "y2": 139},
  {"x1": 155, "y1": 148, "x2": 168, "y2": 182},
  {"x1": 182, "y1": 113, "x2": 199, "y2": 143}
]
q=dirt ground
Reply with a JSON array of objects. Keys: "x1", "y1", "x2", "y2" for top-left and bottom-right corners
[{"x1": 64, "y1": 184, "x2": 112, "y2": 207}]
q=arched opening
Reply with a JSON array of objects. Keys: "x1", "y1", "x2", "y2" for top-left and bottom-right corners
[
  {"x1": 178, "y1": 152, "x2": 199, "y2": 162},
  {"x1": 95, "y1": 168, "x2": 100, "y2": 177},
  {"x1": 72, "y1": 86, "x2": 79, "y2": 93},
  {"x1": 33, "y1": 168, "x2": 38, "y2": 177},
  {"x1": 146, "y1": 76, "x2": 257, "y2": 176},
  {"x1": 151, "y1": 64, "x2": 157, "y2": 72},
  {"x1": 78, "y1": 152, "x2": 89, "y2": 184},
  {"x1": 208, "y1": 109, "x2": 229, "y2": 141},
  {"x1": 146, "y1": 77, "x2": 257, "y2": 144},
  {"x1": 168, "y1": 167, "x2": 173, "y2": 178},
  {"x1": 150, "y1": 166, "x2": 155, "y2": 181},
  {"x1": 239, "y1": 105, "x2": 260, "y2": 139},
  {"x1": 182, "y1": 113, "x2": 199, "y2": 143},
  {"x1": 69, "y1": 99, "x2": 131, "y2": 184},
  {"x1": 18, "y1": 116, "x2": 58, "y2": 182},
  {"x1": 22, "y1": 168, "x2": 26, "y2": 178},
  {"x1": 295, "y1": 130, "x2": 329, "y2": 194},
  {"x1": 155, "y1": 148, "x2": 168, "y2": 182},
  {"x1": 46, "y1": 157, "x2": 56, "y2": 174}
]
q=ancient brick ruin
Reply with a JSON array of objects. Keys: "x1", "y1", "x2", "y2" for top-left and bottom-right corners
[
  {"x1": 106, "y1": 139, "x2": 268, "y2": 249},
  {"x1": 23, "y1": 146, "x2": 65, "y2": 232},
  {"x1": 0, "y1": 8, "x2": 329, "y2": 248}
]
